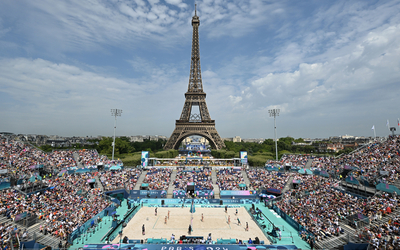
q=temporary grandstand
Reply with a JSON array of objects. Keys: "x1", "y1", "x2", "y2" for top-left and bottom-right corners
[{"x1": 2, "y1": 135, "x2": 400, "y2": 250}]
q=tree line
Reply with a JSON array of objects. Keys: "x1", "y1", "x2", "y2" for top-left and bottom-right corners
[{"x1": 39, "y1": 136, "x2": 353, "y2": 166}]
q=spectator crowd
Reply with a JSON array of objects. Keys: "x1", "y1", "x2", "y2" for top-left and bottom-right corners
[
  {"x1": 246, "y1": 169, "x2": 289, "y2": 191},
  {"x1": 173, "y1": 168, "x2": 213, "y2": 191},
  {"x1": 98, "y1": 169, "x2": 141, "y2": 191},
  {"x1": 216, "y1": 168, "x2": 245, "y2": 190},
  {"x1": 143, "y1": 168, "x2": 172, "y2": 190}
]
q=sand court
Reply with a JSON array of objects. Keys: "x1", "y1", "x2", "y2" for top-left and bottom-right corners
[{"x1": 113, "y1": 206, "x2": 269, "y2": 244}]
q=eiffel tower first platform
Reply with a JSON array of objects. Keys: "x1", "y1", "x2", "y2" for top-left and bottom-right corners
[{"x1": 164, "y1": 6, "x2": 225, "y2": 150}]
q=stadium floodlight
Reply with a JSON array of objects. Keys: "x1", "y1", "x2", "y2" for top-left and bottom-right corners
[
  {"x1": 111, "y1": 109, "x2": 122, "y2": 161},
  {"x1": 268, "y1": 109, "x2": 280, "y2": 162}
]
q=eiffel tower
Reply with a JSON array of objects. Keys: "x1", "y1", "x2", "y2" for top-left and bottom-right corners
[{"x1": 164, "y1": 6, "x2": 225, "y2": 150}]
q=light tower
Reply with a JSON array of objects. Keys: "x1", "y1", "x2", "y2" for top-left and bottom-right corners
[
  {"x1": 268, "y1": 109, "x2": 280, "y2": 162},
  {"x1": 111, "y1": 109, "x2": 122, "y2": 161}
]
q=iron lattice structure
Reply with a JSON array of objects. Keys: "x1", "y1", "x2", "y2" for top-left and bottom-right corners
[{"x1": 164, "y1": 7, "x2": 225, "y2": 150}]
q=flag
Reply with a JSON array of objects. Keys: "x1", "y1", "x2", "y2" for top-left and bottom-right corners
[
  {"x1": 398, "y1": 118, "x2": 400, "y2": 127},
  {"x1": 371, "y1": 125, "x2": 375, "y2": 130},
  {"x1": 387, "y1": 120, "x2": 390, "y2": 130}
]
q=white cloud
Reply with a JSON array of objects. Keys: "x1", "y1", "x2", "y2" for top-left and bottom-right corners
[
  {"x1": 231, "y1": 21, "x2": 400, "y2": 137},
  {"x1": 1, "y1": 0, "x2": 400, "y2": 139},
  {"x1": 198, "y1": 0, "x2": 285, "y2": 38},
  {"x1": 0, "y1": 57, "x2": 188, "y2": 136},
  {"x1": 165, "y1": 0, "x2": 188, "y2": 9}
]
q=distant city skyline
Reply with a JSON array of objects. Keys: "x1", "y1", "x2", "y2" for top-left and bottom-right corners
[
  {"x1": 1, "y1": 0, "x2": 400, "y2": 139},
  {"x1": 2, "y1": 132, "x2": 381, "y2": 141}
]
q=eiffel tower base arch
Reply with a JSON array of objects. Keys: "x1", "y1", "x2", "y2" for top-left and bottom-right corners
[{"x1": 164, "y1": 122, "x2": 225, "y2": 150}]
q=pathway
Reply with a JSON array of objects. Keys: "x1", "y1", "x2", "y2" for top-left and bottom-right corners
[
  {"x1": 167, "y1": 169, "x2": 177, "y2": 198},
  {"x1": 281, "y1": 175, "x2": 294, "y2": 194},
  {"x1": 72, "y1": 152, "x2": 84, "y2": 168},
  {"x1": 241, "y1": 170, "x2": 251, "y2": 189},
  {"x1": 211, "y1": 170, "x2": 220, "y2": 198},
  {"x1": 94, "y1": 175, "x2": 104, "y2": 191},
  {"x1": 133, "y1": 170, "x2": 147, "y2": 190},
  {"x1": 304, "y1": 159, "x2": 313, "y2": 169},
  {"x1": 211, "y1": 169, "x2": 217, "y2": 184},
  {"x1": 212, "y1": 184, "x2": 220, "y2": 199}
]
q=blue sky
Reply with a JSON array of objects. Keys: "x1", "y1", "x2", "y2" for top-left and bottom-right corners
[{"x1": 1, "y1": 0, "x2": 400, "y2": 139}]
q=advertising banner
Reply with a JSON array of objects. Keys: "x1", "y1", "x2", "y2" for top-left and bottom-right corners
[{"x1": 220, "y1": 190, "x2": 257, "y2": 197}]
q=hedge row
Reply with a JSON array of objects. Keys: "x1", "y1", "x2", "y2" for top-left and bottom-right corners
[
  {"x1": 211, "y1": 150, "x2": 237, "y2": 158},
  {"x1": 154, "y1": 150, "x2": 179, "y2": 158}
]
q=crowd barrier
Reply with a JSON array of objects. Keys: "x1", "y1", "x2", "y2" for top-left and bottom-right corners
[
  {"x1": 106, "y1": 205, "x2": 141, "y2": 243},
  {"x1": 220, "y1": 190, "x2": 258, "y2": 199},
  {"x1": 79, "y1": 243, "x2": 299, "y2": 250},
  {"x1": 131, "y1": 198, "x2": 260, "y2": 205},
  {"x1": 271, "y1": 205, "x2": 314, "y2": 241},
  {"x1": 68, "y1": 205, "x2": 117, "y2": 244},
  {"x1": 173, "y1": 189, "x2": 214, "y2": 198},
  {"x1": 245, "y1": 206, "x2": 277, "y2": 244},
  {"x1": 130, "y1": 190, "x2": 167, "y2": 198}
]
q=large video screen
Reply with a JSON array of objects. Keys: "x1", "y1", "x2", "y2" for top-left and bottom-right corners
[
  {"x1": 240, "y1": 151, "x2": 247, "y2": 164},
  {"x1": 141, "y1": 151, "x2": 149, "y2": 167}
]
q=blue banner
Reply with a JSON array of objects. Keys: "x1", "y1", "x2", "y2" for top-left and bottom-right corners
[
  {"x1": 266, "y1": 188, "x2": 282, "y2": 194},
  {"x1": 82, "y1": 243, "x2": 298, "y2": 250},
  {"x1": 220, "y1": 190, "x2": 257, "y2": 196},
  {"x1": 136, "y1": 198, "x2": 260, "y2": 205},
  {"x1": 129, "y1": 190, "x2": 167, "y2": 198}
]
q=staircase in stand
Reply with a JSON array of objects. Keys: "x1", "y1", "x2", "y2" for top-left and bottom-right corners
[
  {"x1": 241, "y1": 170, "x2": 251, "y2": 189},
  {"x1": 0, "y1": 214, "x2": 65, "y2": 249},
  {"x1": 314, "y1": 233, "x2": 348, "y2": 250},
  {"x1": 167, "y1": 169, "x2": 177, "y2": 198},
  {"x1": 212, "y1": 184, "x2": 220, "y2": 199},
  {"x1": 314, "y1": 208, "x2": 400, "y2": 249},
  {"x1": 392, "y1": 179, "x2": 400, "y2": 190},
  {"x1": 72, "y1": 152, "x2": 84, "y2": 168},
  {"x1": 211, "y1": 169, "x2": 220, "y2": 198},
  {"x1": 281, "y1": 175, "x2": 294, "y2": 194},
  {"x1": 133, "y1": 170, "x2": 147, "y2": 190},
  {"x1": 305, "y1": 159, "x2": 313, "y2": 169},
  {"x1": 211, "y1": 169, "x2": 217, "y2": 184},
  {"x1": 94, "y1": 175, "x2": 104, "y2": 191}
]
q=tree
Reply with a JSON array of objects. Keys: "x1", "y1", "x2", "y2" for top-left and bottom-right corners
[
  {"x1": 40, "y1": 145, "x2": 53, "y2": 152},
  {"x1": 98, "y1": 137, "x2": 134, "y2": 155},
  {"x1": 263, "y1": 139, "x2": 274, "y2": 145}
]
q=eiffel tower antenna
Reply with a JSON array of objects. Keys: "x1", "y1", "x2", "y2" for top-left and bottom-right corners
[{"x1": 164, "y1": 6, "x2": 225, "y2": 150}]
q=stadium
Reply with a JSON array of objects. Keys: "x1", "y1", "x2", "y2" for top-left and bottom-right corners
[{"x1": 1, "y1": 134, "x2": 400, "y2": 250}]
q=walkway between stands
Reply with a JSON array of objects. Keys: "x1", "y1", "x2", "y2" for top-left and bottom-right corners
[
  {"x1": 167, "y1": 169, "x2": 177, "y2": 198},
  {"x1": 134, "y1": 171, "x2": 147, "y2": 190},
  {"x1": 212, "y1": 184, "x2": 220, "y2": 198},
  {"x1": 304, "y1": 159, "x2": 313, "y2": 169},
  {"x1": 211, "y1": 169, "x2": 217, "y2": 184},
  {"x1": 281, "y1": 175, "x2": 294, "y2": 194},
  {"x1": 73, "y1": 152, "x2": 84, "y2": 168},
  {"x1": 95, "y1": 175, "x2": 104, "y2": 191},
  {"x1": 241, "y1": 170, "x2": 251, "y2": 188}
]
